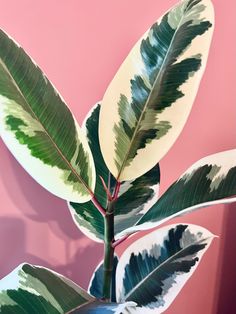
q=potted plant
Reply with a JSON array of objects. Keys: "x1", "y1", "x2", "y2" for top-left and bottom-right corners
[{"x1": 0, "y1": 0, "x2": 235, "y2": 313}]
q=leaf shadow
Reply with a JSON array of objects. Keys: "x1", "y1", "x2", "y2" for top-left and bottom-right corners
[
  {"x1": 0, "y1": 216, "x2": 103, "y2": 288},
  {"x1": 57, "y1": 244, "x2": 103, "y2": 289},
  {"x1": 0, "y1": 141, "x2": 81, "y2": 240},
  {"x1": 0, "y1": 142, "x2": 103, "y2": 287},
  {"x1": 0, "y1": 216, "x2": 52, "y2": 279}
]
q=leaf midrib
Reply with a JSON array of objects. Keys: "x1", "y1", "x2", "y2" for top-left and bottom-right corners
[
  {"x1": 124, "y1": 236, "x2": 210, "y2": 301},
  {"x1": 117, "y1": 7, "x2": 186, "y2": 181},
  {"x1": 0, "y1": 57, "x2": 93, "y2": 196}
]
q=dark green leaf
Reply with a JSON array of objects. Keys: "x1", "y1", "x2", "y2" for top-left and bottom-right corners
[
  {"x1": 116, "y1": 224, "x2": 214, "y2": 313},
  {"x1": 120, "y1": 150, "x2": 236, "y2": 237}
]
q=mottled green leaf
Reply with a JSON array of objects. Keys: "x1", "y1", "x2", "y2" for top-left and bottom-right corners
[
  {"x1": 69, "y1": 104, "x2": 160, "y2": 242},
  {"x1": 0, "y1": 263, "x2": 93, "y2": 313},
  {"x1": 99, "y1": 0, "x2": 214, "y2": 181},
  {"x1": 0, "y1": 30, "x2": 95, "y2": 203},
  {"x1": 119, "y1": 149, "x2": 236, "y2": 237},
  {"x1": 88, "y1": 255, "x2": 119, "y2": 302},
  {"x1": 69, "y1": 200, "x2": 104, "y2": 242},
  {"x1": 116, "y1": 224, "x2": 214, "y2": 313}
]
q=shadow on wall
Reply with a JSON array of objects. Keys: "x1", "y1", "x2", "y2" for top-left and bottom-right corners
[
  {"x1": 214, "y1": 203, "x2": 236, "y2": 314},
  {"x1": 0, "y1": 217, "x2": 103, "y2": 288},
  {"x1": 0, "y1": 216, "x2": 52, "y2": 277},
  {"x1": 0, "y1": 143, "x2": 79, "y2": 240},
  {"x1": 0, "y1": 143, "x2": 103, "y2": 288}
]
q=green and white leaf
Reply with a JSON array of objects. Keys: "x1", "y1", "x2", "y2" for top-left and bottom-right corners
[
  {"x1": 69, "y1": 103, "x2": 160, "y2": 242},
  {"x1": 119, "y1": 149, "x2": 236, "y2": 237},
  {"x1": 69, "y1": 200, "x2": 104, "y2": 242},
  {"x1": 70, "y1": 301, "x2": 137, "y2": 314},
  {"x1": 0, "y1": 29, "x2": 95, "y2": 203},
  {"x1": 99, "y1": 0, "x2": 214, "y2": 181},
  {"x1": 0, "y1": 263, "x2": 94, "y2": 313},
  {"x1": 116, "y1": 224, "x2": 215, "y2": 313},
  {"x1": 88, "y1": 255, "x2": 119, "y2": 302}
]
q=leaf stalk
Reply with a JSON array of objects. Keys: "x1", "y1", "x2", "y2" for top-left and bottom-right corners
[
  {"x1": 112, "y1": 181, "x2": 121, "y2": 200},
  {"x1": 91, "y1": 196, "x2": 106, "y2": 216},
  {"x1": 112, "y1": 234, "x2": 131, "y2": 248}
]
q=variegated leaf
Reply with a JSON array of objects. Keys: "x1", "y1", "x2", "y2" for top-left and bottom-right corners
[
  {"x1": 0, "y1": 263, "x2": 94, "y2": 313},
  {"x1": 116, "y1": 224, "x2": 215, "y2": 313},
  {"x1": 69, "y1": 103, "x2": 160, "y2": 242},
  {"x1": 70, "y1": 301, "x2": 137, "y2": 314},
  {"x1": 88, "y1": 255, "x2": 119, "y2": 302},
  {"x1": 0, "y1": 30, "x2": 95, "y2": 203},
  {"x1": 69, "y1": 201, "x2": 104, "y2": 242},
  {"x1": 118, "y1": 149, "x2": 236, "y2": 238},
  {"x1": 99, "y1": 0, "x2": 214, "y2": 181}
]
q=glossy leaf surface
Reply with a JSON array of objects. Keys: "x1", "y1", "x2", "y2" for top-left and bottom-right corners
[
  {"x1": 116, "y1": 224, "x2": 214, "y2": 313},
  {"x1": 0, "y1": 30, "x2": 95, "y2": 203},
  {"x1": 119, "y1": 149, "x2": 236, "y2": 237},
  {"x1": 99, "y1": 0, "x2": 214, "y2": 181}
]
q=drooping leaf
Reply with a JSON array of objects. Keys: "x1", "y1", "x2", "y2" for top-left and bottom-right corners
[
  {"x1": 88, "y1": 255, "x2": 119, "y2": 302},
  {"x1": 99, "y1": 0, "x2": 214, "y2": 181},
  {"x1": 0, "y1": 30, "x2": 95, "y2": 203},
  {"x1": 118, "y1": 149, "x2": 236, "y2": 237},
  {"x1": 0, "y1": 263, "x2": 94, "y2": 314},
  {"x1": 116, "y1": 224, "x2": 215, "y2": 313},
  {"x1": 69, "y1": 301, "x2": 137, "y2": 314},
  {"x1": 69, "y1": 103, "x2": 160, "y2": 242}
]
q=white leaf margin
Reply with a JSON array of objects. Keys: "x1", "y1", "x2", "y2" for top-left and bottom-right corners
[{"x1": 116, "y1": 223, "x2": 216, "y2": 313}]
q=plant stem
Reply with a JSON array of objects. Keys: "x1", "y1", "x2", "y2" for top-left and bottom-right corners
[
  {"x1": 102, "y1": 181, "x2": 121, "y2": 301},
  {"x1": 103, "y1": 201, "x2": 115, "y2": 301}
]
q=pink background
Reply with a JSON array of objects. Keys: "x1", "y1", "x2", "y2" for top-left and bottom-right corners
[{"x1": 0, "y1": 0, "x2": 235, "y2": 313}]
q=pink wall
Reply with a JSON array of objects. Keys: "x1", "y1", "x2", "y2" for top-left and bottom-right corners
[{"x1": 0, "y1": 0, "x2": 235, "y2": 313}]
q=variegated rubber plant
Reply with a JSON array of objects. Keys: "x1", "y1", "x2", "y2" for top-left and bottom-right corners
[{"x1": 0, "y1": 0, "x2": 235, "y2": 313}]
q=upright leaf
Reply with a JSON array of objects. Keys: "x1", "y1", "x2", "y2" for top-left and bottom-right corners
[
  {"x1": 118, "y1": 149, "x2": 236, "y2": 237},
  {"x1": 69, "y1": 103, "x2": 160, "y2": 242},
  {"x1": 0, "y1": 263, "x2": 93, "y2": 313},
  {"x1": 116, "y1": 224, "x2": 215, "y2": 313},
  {"x1": 99, "y1": 0, "x2": 214, "y2": 181},
  {"x1": 0, "y1": 30, "x2": 95, "y2": 203}
]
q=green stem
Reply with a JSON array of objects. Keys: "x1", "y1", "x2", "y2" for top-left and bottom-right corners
[{"x1": 103, "y1": 211, "x2": 114, "y2": 301}]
